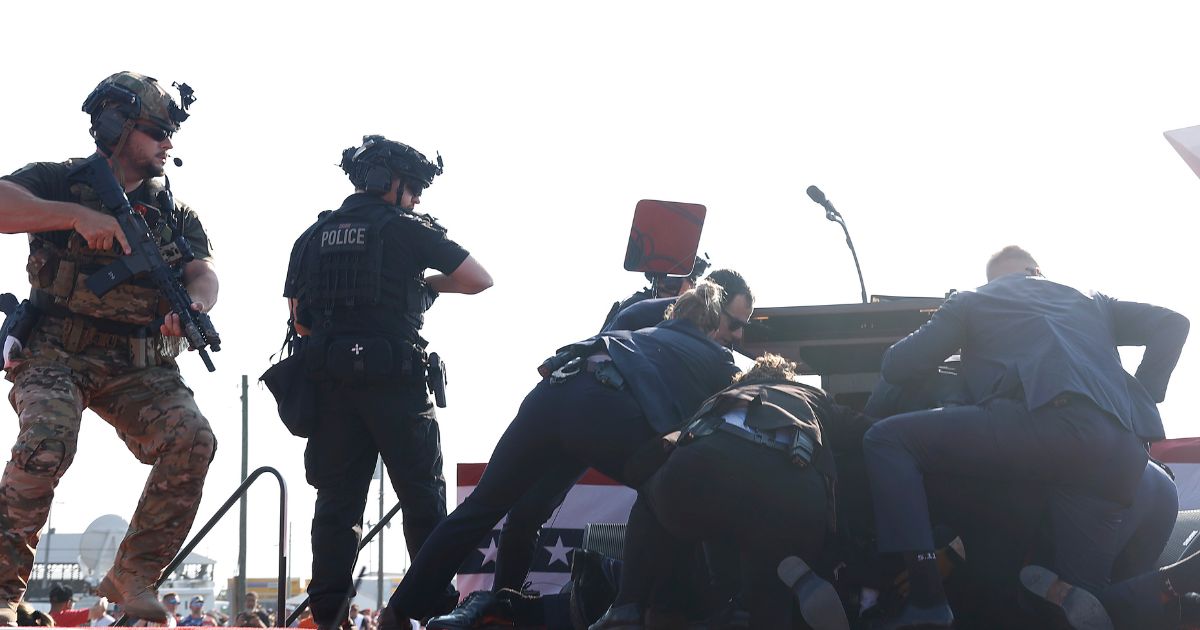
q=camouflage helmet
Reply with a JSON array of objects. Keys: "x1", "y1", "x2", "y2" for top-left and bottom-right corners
[
  {"x1": 82, "y1": 71, "x2": 192, "y2": 132},
  {"x1": 340, "y1": 135, "x2": 443, "y2": 194}
]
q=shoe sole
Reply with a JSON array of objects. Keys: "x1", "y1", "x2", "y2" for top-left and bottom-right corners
[
  {"x1": 1020, "y1": 566, "x2": 1113, "y2": 630},
  {"x1": 777, "y1": 556, "x2": 850, "y2": 630}
]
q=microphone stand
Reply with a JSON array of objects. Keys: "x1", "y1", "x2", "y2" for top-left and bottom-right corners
[{"x1": 824, "y1": 207, "x2": 868, "y2": 304}]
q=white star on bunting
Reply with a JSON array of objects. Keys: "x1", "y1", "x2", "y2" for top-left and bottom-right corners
[{"x1": 544, "y1": 536, "x2": 571, "y2": 567}]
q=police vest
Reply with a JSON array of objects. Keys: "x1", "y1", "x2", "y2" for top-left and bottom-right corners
[
  {"x1": 294, "y1": 202, "x2": 432, "y2": 338},
  {"x1": 27, "y1": 164, "x2": 179, "y2": 327}
]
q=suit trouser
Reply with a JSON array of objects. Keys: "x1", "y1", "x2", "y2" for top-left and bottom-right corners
[
  {"x1": 612, "y1": 432, "x2": 828, "y2": 628},
  {"x1": 1089, "y1": 463, "x2": 1181, "y2": 630},
  {"x1": 492, "y1": 468, "x2": 581, "y2": 591},
  {"x1": 387, "y1": 374, "x2": 655, "y2": 620},
  {"x1": 305, "y1": 380, "x2": 445, "y2": 624},
  {"x1": 863, "y1": 396, "x2": 1146, "y2": 593}
]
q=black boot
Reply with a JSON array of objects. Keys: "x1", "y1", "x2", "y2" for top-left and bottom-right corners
[
  {"x1": 872, "y1": 552, "x2": 954, "y2": 630},
  {"x1": 426, "y1": 590, "x2": 515, "y2": 629},
  {"x1": 377, "y1": 606, "x2": 410, "y2": 630}
]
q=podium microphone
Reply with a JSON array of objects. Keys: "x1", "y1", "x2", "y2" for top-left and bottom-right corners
[
  {"x1": 806, "y1": 185, "x2": 868, "y2": 304},
  {"x1": 806, "y1": 185, "x2": 839, "y2": 221}
]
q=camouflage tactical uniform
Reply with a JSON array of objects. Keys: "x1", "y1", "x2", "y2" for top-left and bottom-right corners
[{"x1": 0, "y1": 158, "x2": 216, "y2": 617}]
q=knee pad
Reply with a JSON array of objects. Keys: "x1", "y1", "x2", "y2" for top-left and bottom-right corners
[
  {"x1": 163, "y1": 410, "x2": 217, "y2": 468},
  {"x1": 14, "y1": 425, "x2": 74, "y2": 478}
]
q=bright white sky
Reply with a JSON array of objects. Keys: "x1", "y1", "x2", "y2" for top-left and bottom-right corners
[{"x1": 1, "y1": 1, "x2": 1197, "y2": 595}]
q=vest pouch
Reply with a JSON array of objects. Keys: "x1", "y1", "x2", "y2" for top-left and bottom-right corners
[
  {"x1": 322, "y1": 335, "x2": 396, "y2": 384},
  {"x1": 65, "y1": 273, "x2": 161, "y2": 326},
  {"x1": 26, "y1": 249, "x2": 59, "y2": 289}
]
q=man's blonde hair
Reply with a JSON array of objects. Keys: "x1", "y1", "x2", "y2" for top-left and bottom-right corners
[
  {"x1": 664, "y1": 280, "x2": 724, "y2": 333},
  {"x1": 986, "y1": 245, "x2": 1039, "y2": 280},
  {"x1": 733, "y1": 352, "x2": 798, "y2": 385}
]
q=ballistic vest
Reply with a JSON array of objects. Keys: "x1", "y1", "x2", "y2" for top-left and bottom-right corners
[
  {"x1": 294, "y1": 198, "x2": 432, "y2": 340},
  {"x1": 27, "y1": 162, "x2": 177, "y2": 327}
]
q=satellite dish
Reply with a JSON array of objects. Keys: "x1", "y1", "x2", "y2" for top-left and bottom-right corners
[{"x1": 79, "y1": 515, "x2": 128, "y2": 579}]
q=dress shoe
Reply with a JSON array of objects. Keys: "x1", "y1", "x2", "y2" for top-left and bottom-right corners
[
  {"x1": 426, "y1": 590, "x2": 516, "y2": 628},
  {"x1": 869, "y1": 602, "x2": 954, "y2": 629},
  {"x1": 1019, "y1": 565, "x2": 1113, "y2": 630},
  {"x1": 778, "y1": 555, "x2": 851, "y2": 630},
  {"x1": 98, "y1": 569, "x2": 168, "y2": 622},
  {"x1": 588, "y1": 603, "x2": 643, "y2": 630}
]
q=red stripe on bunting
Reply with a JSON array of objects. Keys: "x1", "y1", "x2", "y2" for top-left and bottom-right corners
[{"x1": 457, "y1": 463, "x2": 621, "y2": 486}]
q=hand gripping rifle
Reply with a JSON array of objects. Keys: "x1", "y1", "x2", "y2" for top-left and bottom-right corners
[{"x1": 67, "y1": 155, "x2": 222, "y2": 371}]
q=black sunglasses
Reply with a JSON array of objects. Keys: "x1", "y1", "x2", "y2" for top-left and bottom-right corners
[
  {"x1": 135, "y1": 123, "x2": 174, "y2": 142},
  {"x1": 722, "y1": 309, "x2": 749, "y2": 332}
]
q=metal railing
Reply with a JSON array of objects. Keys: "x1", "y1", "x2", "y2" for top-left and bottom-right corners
[
  {"x1": 284, "y1": 501, "x2": 403, "y2": 627},
  {"x1": 115, "y1": 466, "x2": 288, "y2": 626}
]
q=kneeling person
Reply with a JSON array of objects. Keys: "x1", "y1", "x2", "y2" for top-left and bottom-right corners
[{"x1": 593, "y1": 354, "x2": 871, "y2": 630}]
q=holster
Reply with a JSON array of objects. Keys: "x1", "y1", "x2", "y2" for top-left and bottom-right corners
[{"x1": 0, "y1": 295, "x2": 40, "y2": 346}]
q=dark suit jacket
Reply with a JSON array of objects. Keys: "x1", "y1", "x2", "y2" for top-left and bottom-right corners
[
  {"x1": 690, "y1": 379, "x2": 874, "y2": 480},
  {"x1": 606, "y1": 296, "x2": 678, "y2": 332},
  {"x1": 881, "y1": 274, "x2": 1189, "y2": 440},
  {"x1": 557, "y1": 318, "x2": 740, "y2": 434}
]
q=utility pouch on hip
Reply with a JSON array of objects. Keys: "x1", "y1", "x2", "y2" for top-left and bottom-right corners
[
  {"x1": 320, "y1": 336, "x2": 396, "y2": 383},
  {"x1": 261, "y1": 347, "x2": 318, "y2": 438}
]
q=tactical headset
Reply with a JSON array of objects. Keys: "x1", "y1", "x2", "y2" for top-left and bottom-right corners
[{"x1": 84, "y1": 83, "x2": 141, "y2": 148}]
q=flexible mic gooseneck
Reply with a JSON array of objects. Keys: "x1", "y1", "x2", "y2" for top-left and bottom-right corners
[{"x1": 806, "y1": 185, "x2": 868, "y2": 304}]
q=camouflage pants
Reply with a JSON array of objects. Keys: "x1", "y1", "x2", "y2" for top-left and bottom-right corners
[{"x1": 0, "y1": 319, "x2": 216, "y2": 601}]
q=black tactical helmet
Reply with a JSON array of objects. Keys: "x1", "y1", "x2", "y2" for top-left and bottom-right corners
[
  {"x1": 341, "y1": 135, "x2": 443, "y2": 194},
  {"x1": 645, "y1": 254, "x2": 711, "y2": 285}
]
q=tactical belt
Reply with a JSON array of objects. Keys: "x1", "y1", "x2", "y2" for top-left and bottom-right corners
[
  {"x1": 29, "y1": 289, "x2": 153, "y2": 337},
  {"x1": 549, "y1": 356, "x2": 626, "y2": 390},
  {"x1": 681, "y1": 414, "x2": 817, "y2": 468}
]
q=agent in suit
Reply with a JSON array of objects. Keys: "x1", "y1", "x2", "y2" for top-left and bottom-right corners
[
  {"x1": 382, "y1": 282, "x2": 742, "y2": 626},
  {"x1": 862, "y1": 245, "x2": 1189, "y2": 629}
]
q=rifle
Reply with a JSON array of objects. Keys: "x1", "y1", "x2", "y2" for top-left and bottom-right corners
[{"x1": 66, "y1": 154, "x2": 222, "y2": 371}]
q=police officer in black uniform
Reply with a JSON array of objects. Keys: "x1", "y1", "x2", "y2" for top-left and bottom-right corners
[{"x1": 283, "y1": 135, "x2": 493, "y2": 628}]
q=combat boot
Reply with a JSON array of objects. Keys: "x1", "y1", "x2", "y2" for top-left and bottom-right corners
[
  {"x1": 0, "y1": 599, "x2": 17, "y2": 627},
  {"x1": 98, "y1": 569, "x2": 168, "y2": 622}
]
